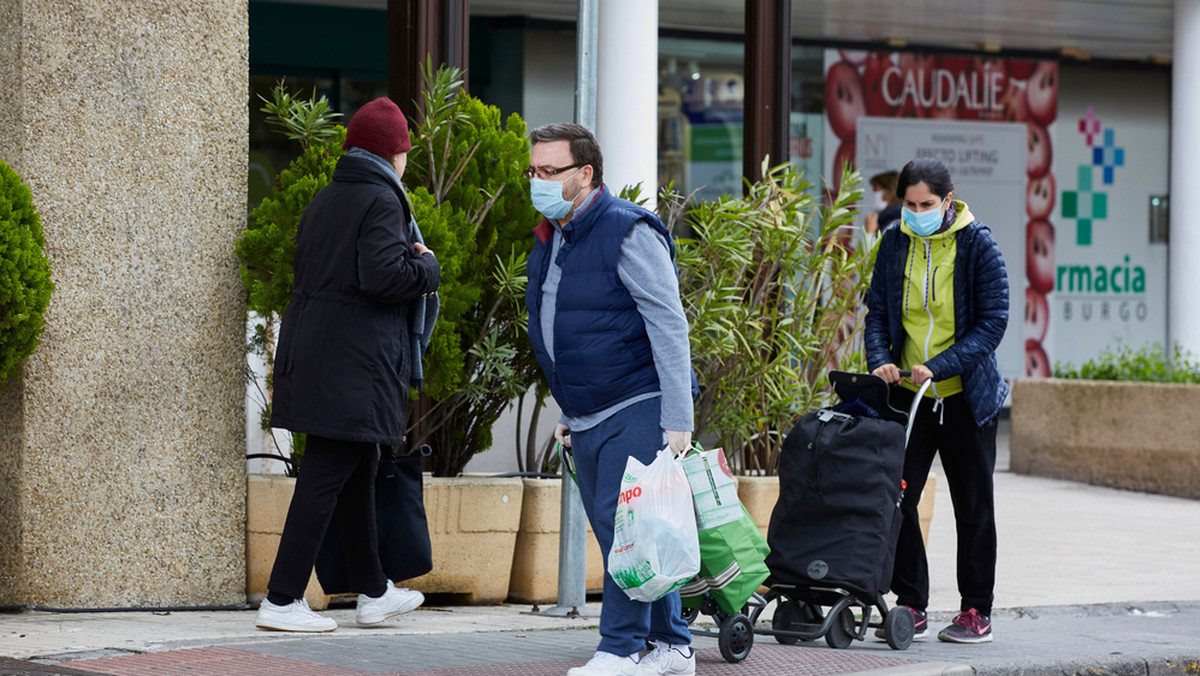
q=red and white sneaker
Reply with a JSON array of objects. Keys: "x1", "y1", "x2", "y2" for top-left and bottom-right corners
[{"x1": 937, "y1": 608, "x2": 993, "y2": 643}]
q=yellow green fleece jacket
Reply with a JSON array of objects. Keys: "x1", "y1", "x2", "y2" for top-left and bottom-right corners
[{"x1": 898, "y1": 201, "x2": 974, "y2": 399}]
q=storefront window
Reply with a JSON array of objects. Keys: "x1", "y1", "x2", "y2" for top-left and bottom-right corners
[
  {"x1": 656, "y1": 39, "x2": 829, "y2": 202},
  {"x1": 790, "y1": 45, "x2": 826, "y2": 199},
  {"x1": 248, "y1": 74, "x2": 386, "y2": 212},
  {"x1": 658, "y1": 37, "x2": 744, "y2": 202}
]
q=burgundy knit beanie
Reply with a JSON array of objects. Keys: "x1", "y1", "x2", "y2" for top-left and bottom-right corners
[{"x1": 343, "y1": 97, "x2": 412, "y2": 157}]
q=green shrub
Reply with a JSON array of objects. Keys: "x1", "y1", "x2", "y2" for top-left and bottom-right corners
[
  {"x1": 236, "y1": 68, "x2": 541, "y2": 478},
  {"x1": 237, "y1": 87, "x2": 344, "y2": 473},
  {"x1": 0, "y1": 162, "x2": 54, "y2": 384},
  {"x1": 404, "y1": 60, "x2": 542, "y2": 477},
  {"x1": 1054, "y1": 341, "x2": 1200, "y2": 384},
  {"x1": 664, "y1": 161, "x2": 872, "y2": 474}
]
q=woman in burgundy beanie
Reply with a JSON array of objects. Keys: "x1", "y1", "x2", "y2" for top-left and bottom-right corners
[
  {"x1": 257, "y1": 94, "x2": 439, "y2": 634},
  {"x1": 343, "y1": 96, "x2": 412, "y2": 157}
]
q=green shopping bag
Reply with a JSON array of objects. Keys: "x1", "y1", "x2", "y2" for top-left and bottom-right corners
[{"x1": 678, "y1": 445, "x2": 772, "y2": 616}]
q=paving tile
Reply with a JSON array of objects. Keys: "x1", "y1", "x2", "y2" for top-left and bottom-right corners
[{"x1": 66, "y1": 646, "x2": 373, "y2": 676}]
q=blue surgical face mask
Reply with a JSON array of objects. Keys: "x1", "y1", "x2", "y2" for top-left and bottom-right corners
[
  {"x1": 531, "y1": 169, "x2": 583, "y2": 221},
  {"x1": 902, "y1": 198, "x2": 947, "y2": 237}
]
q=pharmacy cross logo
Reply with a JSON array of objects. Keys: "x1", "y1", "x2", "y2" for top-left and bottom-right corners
[
  {"x1": 1062, "y1": 164, "x2": 1108, "y2": 246},
  {"x1": 1062, "y1": 107, "x2": 1123, "y2": 247},
  {"x1": 1079, "y1": 106, "x2": 1101, "y2": 146},
  {"x1": 1092, "y1": 128, "x2": 1126, "y2": 185}
]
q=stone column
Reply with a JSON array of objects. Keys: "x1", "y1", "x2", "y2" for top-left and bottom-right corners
[
  {"x1": 596, "y1": 0, "x2": 658, "y2": 207},
  {"x1": 1170, "y1": 0, "x2": 1200, "y2": 357},
  {"x1": 0, "y1": 0, "x2": 248, "y2": 607}
]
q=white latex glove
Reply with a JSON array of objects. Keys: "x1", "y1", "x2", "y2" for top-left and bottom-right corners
[
  {"x1": 554, "y1": 423, "x2": 571, "y2": 448},
  {"x1": 665, "y1": 429, "x2": 692, "y2": 456}
]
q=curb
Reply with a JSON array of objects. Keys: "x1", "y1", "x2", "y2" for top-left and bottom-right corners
[
  {"x1": 857, "y1": 663, "x2": 975, "y2": 675},
  {"x1": 974, "y1": 654, "x2": 1200, "y2": 676}
]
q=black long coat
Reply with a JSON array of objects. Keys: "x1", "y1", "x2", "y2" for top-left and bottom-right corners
[{"x1": 270, "y1": 154, "x2": 440, "y2": 445}]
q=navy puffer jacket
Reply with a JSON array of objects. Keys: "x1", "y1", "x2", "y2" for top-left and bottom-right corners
[
  {"x1": 525, "y1": 187, "x2": 667, "y2": 417},
  {"x1": 864, "y1": 220, "x2": 1010, "y2": 426}
]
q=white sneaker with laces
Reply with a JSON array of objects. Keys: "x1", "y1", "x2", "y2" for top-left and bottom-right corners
[
  {"x1": 566, "y1": 650, "x2": 641, "y2": 676},
  {"x1": 636, "y1": 640, "x2": 696, "y2": 675},
  {"x1": 356, "y1": 580, "x2": 425, "y2": 625},
  {"x1": 255, "y1": 597, "x2": 337, "y2": 632}
]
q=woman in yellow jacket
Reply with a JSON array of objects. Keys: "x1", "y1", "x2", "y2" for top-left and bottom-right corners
[{"x1": 865, "y1": 157, "x2": 1010, "y2": 644}]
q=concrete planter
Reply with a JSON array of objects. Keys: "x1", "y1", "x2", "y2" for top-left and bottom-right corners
[
  {"x1": 735, "y1": 475, "x2": 779, "y2": 540},
  {"x1": 507, "y1": 478, "x2": 604, "y2": 604},
  {"x1": 247, "y1": 474, "x2": 525, "y2": 608},
  {"x1": 245, "y1": 474, "x2": 331, "y2": 610},
  {"x1": 406, "y1": 476, "x2": 525, "y2": 604},
  {"x1": 1011, "y1": 378, "x2": 1200, "y2": 499}
]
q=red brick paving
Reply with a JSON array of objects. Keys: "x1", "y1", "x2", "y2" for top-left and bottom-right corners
[
  {"x1": 65, "y1": 644, "x2": 917, "y2": 676},
  {"x1": 67, "y1": 647, "x2": 373, "y2": 676},
  {"x1": 400, "y1": 646, "x2": 915, "y2": 676}
]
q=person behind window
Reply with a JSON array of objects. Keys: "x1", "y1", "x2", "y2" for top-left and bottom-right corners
[{"x1": 865, "y1": 169, "x2": 902, "y2": 236}]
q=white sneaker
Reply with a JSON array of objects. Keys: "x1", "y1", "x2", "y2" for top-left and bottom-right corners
[
  {"x1": 255, "y1": 597, "x2": 337, "y2": 632},
  {"x1": 566, "y1": 650, "x2": 641, "y2": 676},
  {"x1": 636, "y1": 640, "x2": 696, "y2": 675},
  {"x1": 356, "y1": 580, "x2": 424, "y2": 625}
]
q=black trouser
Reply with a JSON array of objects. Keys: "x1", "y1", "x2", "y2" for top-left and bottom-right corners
[
  {"x1": 888, "y1": 389, "x2": 997, "y2": 616},
  {"x1": 267, "y1": 435, "x2": 387, "y2": 600}
]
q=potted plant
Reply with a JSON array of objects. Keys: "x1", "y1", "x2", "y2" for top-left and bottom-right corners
[
  {"x1": 237, "y1": 64, "x2": 541, "y2": 604},
  {"x1": 657, "y1": 164, "x2": 937, "y2": 540},
  {"x1": 402, "y1": 58, "x2": 543, "y2": 478},
  {"x1": 659, "y1": 162, "x2": 870, "y2": 529},
  {"x1": 1012, "y1": 341, "x2": 1200, "y2": 499},
  {"x1": 237, "y1": 85, "x2": 344, "y2": 607}
]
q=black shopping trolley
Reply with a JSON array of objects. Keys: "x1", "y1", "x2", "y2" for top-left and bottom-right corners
[{"x1": 684, "y1": 370, "x2": 930, "y2": 660}]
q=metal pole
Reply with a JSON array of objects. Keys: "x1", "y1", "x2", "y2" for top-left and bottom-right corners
[
  {"x1": 575, "y1": 0, "x2": 599, "y2": 132},
  {"x1": 530, "y1": 0, "x2": 600, "y2": 620}
]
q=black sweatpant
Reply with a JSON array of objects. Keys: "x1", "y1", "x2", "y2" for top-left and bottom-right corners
[
  {"x1": 267, "y1": 435, "x2": 387, "y2": 600},
  {"x1": 888, "y1": 389, "x2": 997, "y2": 616}
]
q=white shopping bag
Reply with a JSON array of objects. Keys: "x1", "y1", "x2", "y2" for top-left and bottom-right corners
[{"x1": 607, "y1": 448, "x2": 701, "y2": 602}]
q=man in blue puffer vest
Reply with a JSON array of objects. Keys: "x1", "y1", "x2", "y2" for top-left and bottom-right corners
[{"x1": 525, "y1": 123, "x2": 696, "y2": 676}]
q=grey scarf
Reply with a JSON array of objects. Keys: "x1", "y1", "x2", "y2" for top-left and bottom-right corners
[{"x1": 347, "y1": 147, "x2": 440, "y2": 390}]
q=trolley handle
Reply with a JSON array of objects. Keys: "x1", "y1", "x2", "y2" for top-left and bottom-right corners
[{"x1": 895, "y1": 370, "x2": 934, "y2": 448}]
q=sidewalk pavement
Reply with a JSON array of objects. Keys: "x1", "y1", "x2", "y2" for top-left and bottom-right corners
[{"x1": 3, "y1": 420, "x2": 1199, "y2": 676}]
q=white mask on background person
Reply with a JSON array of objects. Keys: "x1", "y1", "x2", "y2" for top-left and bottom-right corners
[{"x1": 872, "y1": 190, "x2": 888, "y2": 212}]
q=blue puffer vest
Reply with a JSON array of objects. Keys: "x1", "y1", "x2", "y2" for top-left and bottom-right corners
[
  {"x1": 864, "y1": 221, "x2": 1010, "y2": 426},
  {"x1": 526, "y1": 186, "x2": 670, "y2": 417}
]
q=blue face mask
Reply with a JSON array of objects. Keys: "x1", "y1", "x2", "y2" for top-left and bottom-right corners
[
  {"x1": 531, "y1": 170, "x2": 583, "y2": 221},
  {"x1": 902, "y1": 198, "x2": 947, "y2": 237}
]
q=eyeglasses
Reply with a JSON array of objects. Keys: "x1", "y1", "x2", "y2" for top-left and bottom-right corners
[{"x1": 524, "y1": 164, "x2": 581, "y2": 180}]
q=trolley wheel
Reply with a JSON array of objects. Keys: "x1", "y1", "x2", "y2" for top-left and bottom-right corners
[
  {"x1": 681, "y1": 606, "x2": 699, "y2": 625},
  {"x1": 825, "y1": 607, "x2": 856, "y2": 650},
  {"x1": 884, "y1": 606, "x2": 915, "y2": 650},
  {"x1": 718, "y1": 613, "x2": 754, "y2": 663},
  {"x1": 771, "y1": 599, "x2": 814, "y2": 645}
]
